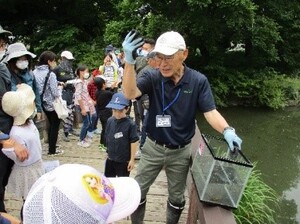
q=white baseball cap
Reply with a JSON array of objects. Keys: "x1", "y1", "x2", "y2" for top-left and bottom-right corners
[
  {"x1": 152, "y1": 31, "x2": 186, "y2": 56},
  {"x1": 23, "y1": 164, "x2": 141, "y2": 224},
  {"x1": 61, "y1": 50, "x2": 75, "y2": 60}
]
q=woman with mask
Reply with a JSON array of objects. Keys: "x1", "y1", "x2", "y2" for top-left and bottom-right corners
[
  {"x1": 4, "y1": 43, "x2": 42, "y2": 120},
  {"x1": 74, "y1": 65, "x2": 96, "y2": 148},
  {"x1": 33, "y1": 51, "x2": 63, "y2": 156}
]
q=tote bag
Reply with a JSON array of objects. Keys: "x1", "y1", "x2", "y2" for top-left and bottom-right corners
[{"x1": 53, "y1": 97, "x2": 68, "y2": 119}]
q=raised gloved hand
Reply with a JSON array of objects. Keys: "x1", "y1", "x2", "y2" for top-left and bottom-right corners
[
  {"x1": 122, "y1": 30, "x2": 144, "y2": 64},
  {"x1": 223, "y1": 127, "x2": 242, "y2": 152}
]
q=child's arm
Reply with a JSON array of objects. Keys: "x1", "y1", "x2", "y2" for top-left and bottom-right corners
[
  {"x1": 0, "y1": 212, "x2": 21, "y2": 224},
  {"x1": 127, "y1": 141, "x2": 138, "y2": 172},
  {"x1": 0, "y1": 138, "x2": 29, "y2": 162}
]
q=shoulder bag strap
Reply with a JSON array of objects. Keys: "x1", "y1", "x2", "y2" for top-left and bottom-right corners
[{"x1": 41, "y1": 70, "x2": 51, "y2": 101}]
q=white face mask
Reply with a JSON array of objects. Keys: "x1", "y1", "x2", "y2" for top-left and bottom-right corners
[
  {"x1": 16, "y1": 60, "x2": 29, "y2": 70},
  {"x1": 83, "y1": 72, "x2": 90, "y2": 79}
]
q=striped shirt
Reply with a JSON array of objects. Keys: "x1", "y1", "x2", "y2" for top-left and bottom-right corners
[{"x1": 74, "y1": 79, "x2": 95, "y2": 114}]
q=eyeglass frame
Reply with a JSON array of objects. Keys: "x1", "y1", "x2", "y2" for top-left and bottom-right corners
[{"x1": 154, "y1": 50, "x2": 184, "y2": 63}]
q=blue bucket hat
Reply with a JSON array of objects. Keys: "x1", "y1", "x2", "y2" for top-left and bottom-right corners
[{"x1": 106, "y1": 93, "x2": 129, "y2": 110}]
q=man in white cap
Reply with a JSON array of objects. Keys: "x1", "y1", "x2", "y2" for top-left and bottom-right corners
[{"x1": 121, "y1": 31, "x2": 243, "y2": 223}]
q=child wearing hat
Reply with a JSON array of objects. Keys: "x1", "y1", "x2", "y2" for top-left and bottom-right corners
[
  {"x1": 0, "y1": 84, "x2": 44, "y2": 204},
  {"x1": 104, "y1": 92, "x2": 139, "y2": 177}
]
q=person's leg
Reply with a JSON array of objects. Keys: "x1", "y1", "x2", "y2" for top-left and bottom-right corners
[
  {"x1": 136, "y1": 99, "x2": 144, "y2": 124},
  {"x1": 164, "y1": 144, "x2": 191, "y2": 224},
  {"x1": 91, "y1": 106, "x2": 99, "y2": 131},
  {"x1": 115, "y1": 161, "x2": 130, "y2": 177},
  {"x1": 99, "y1": 109, "x2": 111, "y2": 146},
  {"x1": 0, "y1": 152, "x2": 13, "y2": 212},
  {"x1": 44, "y1": 110, "x2": 61, "y2": 154},
  {"x1": 131, "y1": 138, "x2": 164, "y2": 223},
  {"x1": 79, "y1": 113, "x2": 90, "y2": 142},
  {"x1": 86, "y1": 113, "x2": 96, "y2": 139},
  {"x1": 140, "y1": 111, "x2": 148, "y2": 149},
  {"x1": 104, "y1": 159, "x2": 116, "y2": 177},
  {"x1": 132, "y1": 101, "x2": 140, "y2": 134}
]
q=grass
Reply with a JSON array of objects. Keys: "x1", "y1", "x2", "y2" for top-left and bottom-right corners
[{"x1": 233, "y1": 163, "x2": 279, "y2": 224}]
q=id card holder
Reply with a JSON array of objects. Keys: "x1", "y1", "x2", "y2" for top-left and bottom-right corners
[{"x1": 156, "y1": 115, "x2": 171, "y2": 127}]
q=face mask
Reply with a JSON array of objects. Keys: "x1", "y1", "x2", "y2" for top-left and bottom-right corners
[
  {"x1": 16, "y1": 60, "x2": 29, "y2": 70},
  {"x1": 83, "y1": 72, "x2": 90, "y2": 79},
  {"x1": 137, "y1": 48, "x2": 149, "y2": 57}
]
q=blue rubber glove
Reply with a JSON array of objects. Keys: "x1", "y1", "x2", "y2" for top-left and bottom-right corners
[
  {"x1": 223, "y1": 128, "x2": 242, "y2": 152},
  {"x1": 122, "y1": 30, "x2": 144, "y2": 64}
]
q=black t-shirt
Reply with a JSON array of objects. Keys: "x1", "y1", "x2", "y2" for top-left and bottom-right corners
[
  {"x1": 95, "y1": 89, "x2": 114, "y2": 111},
  {"x1": 105, "y1": 116, "x2": 139, "y2": 162}
]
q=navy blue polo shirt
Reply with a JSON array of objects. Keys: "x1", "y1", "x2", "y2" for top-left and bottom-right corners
[
  {"x1": 105, "y1": 116, "x2": 139, "y2": 162},
  {"x1": 137, "y1": 65, "x2": 216, "y2": 145}
]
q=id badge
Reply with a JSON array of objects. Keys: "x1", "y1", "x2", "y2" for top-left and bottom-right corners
[{"x1": 156, "y1": 115, "x2": 171, "y2": 127}]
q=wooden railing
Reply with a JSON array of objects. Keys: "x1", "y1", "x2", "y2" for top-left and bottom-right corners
[{"x1": 186, "y1": 126, "x2": 237, "y2": 224}]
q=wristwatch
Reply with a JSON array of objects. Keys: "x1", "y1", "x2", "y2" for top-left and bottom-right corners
[{"x1": 223, "y1": 126, "x2": 235, "y2": 134}]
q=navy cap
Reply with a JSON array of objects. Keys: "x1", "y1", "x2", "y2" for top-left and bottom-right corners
[{"x1": 106, "y1": 93, "x2": 130, "y2": 110}]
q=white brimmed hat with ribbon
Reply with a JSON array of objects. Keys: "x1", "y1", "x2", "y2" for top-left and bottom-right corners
[
  {"x1": 23, "y1": 163, "x2": 141, "y2": 224},
  {"x1": 2, "y1": 83, "x2": 36, "y2": 126}
]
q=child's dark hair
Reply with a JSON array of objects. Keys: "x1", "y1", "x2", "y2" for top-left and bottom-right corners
[
  {"x1": 94, "y1": 77, "x2": 106, "y2": 90},
  {"x1": 75, "y1": 64, "x2": 88, "y2": 77},
  {"x1": 105, "y1": 53, "x2": 113, "y2": 60}
]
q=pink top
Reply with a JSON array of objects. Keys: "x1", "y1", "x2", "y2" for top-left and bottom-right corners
[{"x1": 74, "y1": 79, "x2": 95, "y2": 114}]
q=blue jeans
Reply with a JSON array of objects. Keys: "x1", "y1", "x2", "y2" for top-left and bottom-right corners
[{"x1": 77, "y1": 106, "x2": 95, "y2": 141}]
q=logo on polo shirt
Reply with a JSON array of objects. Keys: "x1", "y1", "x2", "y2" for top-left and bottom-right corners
[{"x1": 183, "y1": 89, "x2": 192, "y2": 94}]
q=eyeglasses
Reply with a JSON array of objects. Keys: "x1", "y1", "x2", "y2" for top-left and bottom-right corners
[{"x1": 154, "y1": 50, "x2": 183, "y2": 63}]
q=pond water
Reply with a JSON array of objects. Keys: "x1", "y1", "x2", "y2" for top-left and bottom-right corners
[{"x1": 196, "y1": 106, "x2": 300, "y2": 224}]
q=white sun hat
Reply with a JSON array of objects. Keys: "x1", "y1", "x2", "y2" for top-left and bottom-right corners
[
  {"x1": 2, "y1": 83, "x2": 36, "y2": 126},
  {"x1": 152, "y1": 31, "x2": 186, "y2": 56},
  {"x1": 22, "y1": 163, "x2": 141, "y2": 224},
  {"x1": 4, "y1": 42, "x2": 36, "y2": 62}
]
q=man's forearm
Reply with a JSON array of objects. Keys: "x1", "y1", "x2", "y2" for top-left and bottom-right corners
[
  {"x1": 204, "y1": 109, "x2": 229, "y2": 133},
  {"x1": 122, "y1": 63, "x2": 140, "y2": 99}
]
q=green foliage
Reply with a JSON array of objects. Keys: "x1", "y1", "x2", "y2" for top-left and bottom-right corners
[
  {"x1": 0, "y1": 0, "x2": 299, "y2": 109},
  {"x1": 257, "y1": 73, "x2": 286, "y2": 109},
  {"x1": 234, "y1": 163, "x2": 279, "y2": 224}
]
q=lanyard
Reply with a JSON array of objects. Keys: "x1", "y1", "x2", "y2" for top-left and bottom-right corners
[{"x1": 161, "y1": 81, "x2": 181, "y2": 115}]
